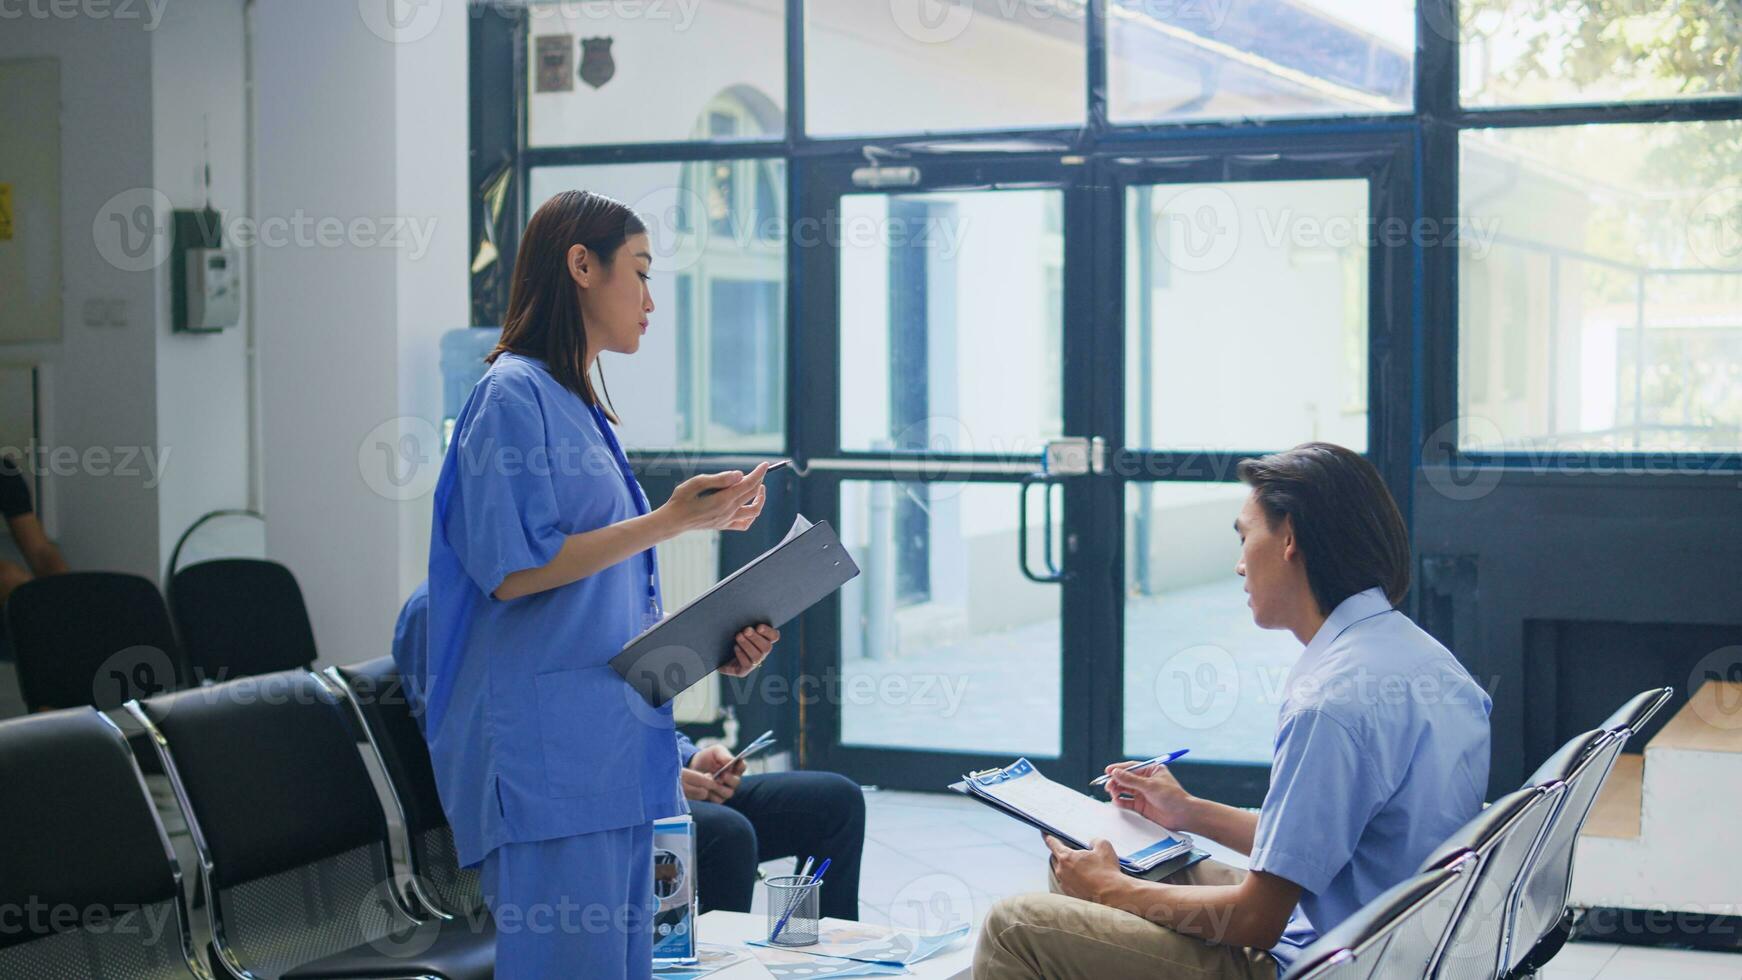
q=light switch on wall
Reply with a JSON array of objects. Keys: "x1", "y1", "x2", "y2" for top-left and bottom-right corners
[{"x1": 80, "y1": 298, "x2": 128, "y2": 327}]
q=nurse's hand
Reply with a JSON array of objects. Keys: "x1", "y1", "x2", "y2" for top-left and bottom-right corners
[
  {"x1": 719, "y1": 624, "x2": 779, "y2": 677},
  {"x1": 662, "y1": 463, "x2": 771, "y2": 534}
]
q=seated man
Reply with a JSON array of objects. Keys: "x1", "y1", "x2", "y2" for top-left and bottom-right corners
[
  {"x1": 0, "y1": 454, "x2": 69, "y2": 610},
  {"x1": 391, "y1": 581, "x2": 865, "y2": 921},
  {"x1": 975, "y1": 443, "x2": 1492, "y2": 980},
  {"x1": 677, "y1": 731, "x2": 864, "y2": 921}
]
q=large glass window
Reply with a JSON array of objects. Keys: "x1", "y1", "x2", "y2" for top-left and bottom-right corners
[
  {"x1": 1459, "y1": 121, "x2": 1742, "y2": 453},
  {"x1": 838, "y1": 189, "x2": 1065, "y2": 455},
  {"x1": 526, "y1": 0, "x2": 784, "y2": 146},
  {"x1": 1108, "y1": 0, "x2": 1413, "y2": 123},
  {"x1": 529, "y1": 153, "x2": 787, "y2": 453},
  {"x1": 1126, "y1": 179, "x2": 1371, "y2": 452},
  {"x1": 1461, "y1": 1, "x2": 1742, "y2": 107},
  {"x1": 803, "y1": 0, "x2": 1086, "y2": 136}
]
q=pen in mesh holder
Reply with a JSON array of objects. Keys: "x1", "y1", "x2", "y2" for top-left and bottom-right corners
[{"x1": 764, "y1": 875, "x2": 821, "y2": 946}]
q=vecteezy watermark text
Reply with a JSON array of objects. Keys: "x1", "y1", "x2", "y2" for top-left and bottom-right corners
[{"x1": 0, "y1": 0, "x2": 169, "y2": 29}]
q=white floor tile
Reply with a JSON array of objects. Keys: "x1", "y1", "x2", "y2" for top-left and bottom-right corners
[
  {"x1": 1597, "y1": 945, "x2": 1742, "y2": 980},
  {"x1": 871, "y1": 817, "x2": 1002, "y2": 853},
  {"x1": 1537, "y1": 941, "x2": 1620, "y2": 980}
]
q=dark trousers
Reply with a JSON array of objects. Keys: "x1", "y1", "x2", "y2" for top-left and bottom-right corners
[{"x1": 690, "y1": 770, "x2": 865, "y2": 921}]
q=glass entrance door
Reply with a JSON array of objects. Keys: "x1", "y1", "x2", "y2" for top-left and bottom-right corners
[
  {"x1": 793, "y1": 154, "x2": 1106, "y2": 789},
  {"x1": 794, "y1": 141, "x2": 1412, "y2": 802}
]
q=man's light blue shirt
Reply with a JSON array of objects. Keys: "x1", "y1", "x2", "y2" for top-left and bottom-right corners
[{"x1": 1250, "y1": 587, "x2": 1492, "y2": 974}]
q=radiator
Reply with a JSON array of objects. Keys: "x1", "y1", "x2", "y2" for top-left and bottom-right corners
[{"x1": 656, "y1": 530, "x2": 723, "y2": 725}]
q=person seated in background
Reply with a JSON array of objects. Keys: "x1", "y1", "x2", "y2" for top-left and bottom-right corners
[
  {"x1": 392, "y1": 581, "x2": 866, "y2": 921},
  {"x1": 975, "y1": 443, "x2": 1493, "y2": 980},
  {"x1": 0, "y1": 454, "x2": 69, "y2": 609},
  {"x1": 676, "y1": 727, "x2": 864, "y2": 921}
]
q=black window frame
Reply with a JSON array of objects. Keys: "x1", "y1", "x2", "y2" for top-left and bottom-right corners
[
  {"x1": 475, "y1": 0, "x2": 1742, "y2": 474},
  {"x1": 467, "y1": 1, "x2": 1742, "y2": 784}
]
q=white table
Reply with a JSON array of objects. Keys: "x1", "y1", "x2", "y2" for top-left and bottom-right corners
[{"x1": 696, "y1": 911, "x2": 974, "y2": 979}]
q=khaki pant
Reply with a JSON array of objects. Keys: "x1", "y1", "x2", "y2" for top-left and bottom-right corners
[{"x1": 973, "y1": 859, "x2": 1278, "y2": 980}]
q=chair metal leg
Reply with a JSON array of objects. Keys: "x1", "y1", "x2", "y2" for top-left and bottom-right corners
[{"x1": 1510, "y1": 910, "x2": 1575, "y2": 977}]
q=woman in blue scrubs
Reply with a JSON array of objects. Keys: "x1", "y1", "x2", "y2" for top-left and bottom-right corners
[{"x1": 424, "y1": 190, "x2": 780, "y2": 979}]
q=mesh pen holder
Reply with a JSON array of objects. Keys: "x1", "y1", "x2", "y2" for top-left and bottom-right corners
[{"x1": 764, "y1": 875, "x2": 822, "y2": 946}]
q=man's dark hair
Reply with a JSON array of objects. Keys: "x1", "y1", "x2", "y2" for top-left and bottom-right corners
[{"x1": 1236, "y1": 442, "x2": 1410, "y2": 614}]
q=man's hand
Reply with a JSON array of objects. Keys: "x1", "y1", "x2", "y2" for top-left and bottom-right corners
[
  {"x1": 681, "y1": 744, "x2": 745, "y2": 803},
  {"x1": 1104, "y1": 761, "x2": 1196, "y2": 831},
  {"x1": 1044, "y1": 836, "x2": 1125, "y2": 906}
]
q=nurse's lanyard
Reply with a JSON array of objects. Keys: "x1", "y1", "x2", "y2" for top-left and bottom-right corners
[{"x1": 587, "y1": 401, "x2": 662, "y2": 625}]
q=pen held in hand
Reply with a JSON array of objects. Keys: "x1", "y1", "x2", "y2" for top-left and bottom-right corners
[{"x1": 1091, "y1": 749, "x2": 1190, "y2": 788}]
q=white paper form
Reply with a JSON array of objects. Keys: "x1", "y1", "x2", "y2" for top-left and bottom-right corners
[{"x1": 968, "y1": 759, "x2": 1190, "y2": 869}]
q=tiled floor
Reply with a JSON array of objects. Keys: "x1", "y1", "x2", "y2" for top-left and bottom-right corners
[{"x1": 807, "y1": 789, "x2": 1742, "y2": 980}]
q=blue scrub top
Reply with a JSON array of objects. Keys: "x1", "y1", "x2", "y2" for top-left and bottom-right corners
[
  {"x1": 424, "y1": 352, "x2": 688, "y2": 868},
  {"x1": 397, "y1": 578, "x2": 700, "y2": 767},
  {"x1": 1250, "y1": 587, "x2": 1492, "y2": 975}
]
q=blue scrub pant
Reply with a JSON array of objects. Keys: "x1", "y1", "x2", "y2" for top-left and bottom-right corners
[{"x1": 482, "y1": 823, "x2": 656, "y2": 980}]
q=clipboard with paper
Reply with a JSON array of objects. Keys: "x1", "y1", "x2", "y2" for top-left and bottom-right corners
[
  {"x1": 611, "y1": 515, "x2": 860, "y2": 708},
  {"x1": 949, "y1": 759, "x2": 1201, "y2": 875}
]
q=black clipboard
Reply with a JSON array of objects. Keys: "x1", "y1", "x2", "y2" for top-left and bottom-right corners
[
  {"x1": 610, "y1": 516, "x2": 860, "y2": 708},
  {"x1": 947, "y1": 779, "x2": 1211, "y2": 881}
]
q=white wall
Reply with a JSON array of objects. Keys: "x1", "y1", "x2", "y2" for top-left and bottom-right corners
[
  {"x1": 394, "y1": 0, "x2": 472, "y2": 599},
  {"x1": 253, "y1": 0, "x2": 467, "y2": 664},
  {"x1": 0, "y1": 12, "x2": 161, "y2": 579},
  {"x1": 151, "y1": 0, "x2": 252, "y2": 568},
  {"x1": 0, "y1": 2, "x2": 256, "y2": 583}
]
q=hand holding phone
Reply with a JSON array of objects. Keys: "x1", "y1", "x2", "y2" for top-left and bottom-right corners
[
  {"x1": 709, "y1": 729, "x2": 778, "y2": 779},
  {"x1": 697, "y1": 459, "x2": 791, "y2": 497}
]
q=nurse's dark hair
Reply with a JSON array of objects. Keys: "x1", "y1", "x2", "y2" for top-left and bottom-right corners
[
  {"x1": 489, "y1": 189, "x2": 647, "y2": 421},
  {"x1": 1237, "y1": 442, "x2": 1410, "y2": 614}
]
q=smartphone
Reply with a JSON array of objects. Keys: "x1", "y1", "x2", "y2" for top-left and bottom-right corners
[
  {"x1": 709, "y1": 729, "x2": 778, "y2": 778},
  {"x1": 697, "y1": 459, "x2": 791, "y2": 497}
]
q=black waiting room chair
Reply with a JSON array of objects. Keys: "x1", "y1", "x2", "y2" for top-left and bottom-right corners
[
  {"x1": 0, "y1": 707, "x2": 207, "y2": 978},
  {"x1": 1598, "y1": 686, "x2": 1674, "y2": 746},
  {"x1": 169, "y1": 558, "x2": 319, "y2": 682},
  {"x1": 5, "y1": 571, "x2": 190, "y2": 712},
  {"x1": 324, "y1": 657, "x2": 485, "y2": 920},
  {"x1": 1420, "y1": 785, "x2": 1563, "y2": 980},
  {"x1": 1284, "y1": 854, "x2": 1480, "y2": 980},
  {"x1": 127, "y1": 670, "x2": 494, "y2": 980},
  {"x1": 1505, "y1": 687, "x2": 1675, "y2": 976},
  {"x1": 1277, "y1": 686, "x2": 1675, "y2": 980}
]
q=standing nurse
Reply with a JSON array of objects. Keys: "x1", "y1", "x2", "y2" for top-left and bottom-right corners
[{"x1": 424, "y1": 190, "x2": 781, "y2": 978}]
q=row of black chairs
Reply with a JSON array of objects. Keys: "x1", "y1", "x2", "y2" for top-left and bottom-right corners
[
  {"x1": 4, "y1": 561, "x2": 318, "y2": 712},
  {"x1": 0, "y1": 660, "x2": 488, "y2": 979},
  {"x1": 1283, "y1": 686, "x2": 1673, "y2": 980}
]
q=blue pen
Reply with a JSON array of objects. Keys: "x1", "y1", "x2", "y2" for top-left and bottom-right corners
[
  {"x1": 1090, "y1": 749, "x2": 1190, "y2": 787},
  {"x1": 769, "y1": 858, "x2": 831, "y2": 943}
]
